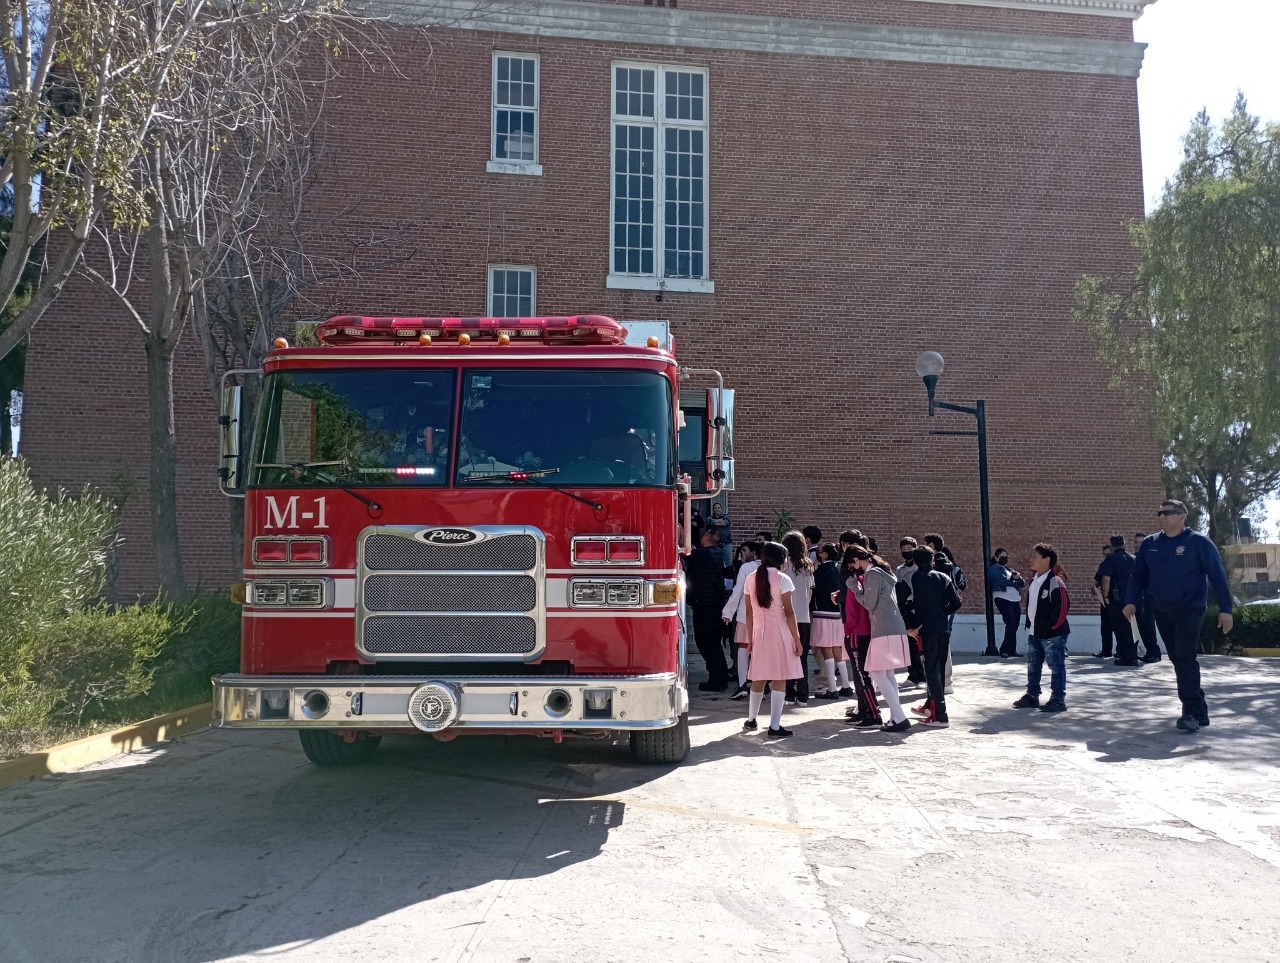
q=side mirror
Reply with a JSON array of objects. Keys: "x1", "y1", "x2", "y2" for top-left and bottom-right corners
[
  {"x1": 219, "y1": 385, "x2": 243, "y2": 494},
  {"x1": 704, "y1": 386, "x2": 735, "y2": 492}
]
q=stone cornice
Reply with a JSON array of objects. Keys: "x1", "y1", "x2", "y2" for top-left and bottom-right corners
[
  {"x1": 909, "y1": 0, "x2": 1157, "y2": 19},
  {"x1": 367, "y1": 0, "x2": 1148, "y2": 78}
]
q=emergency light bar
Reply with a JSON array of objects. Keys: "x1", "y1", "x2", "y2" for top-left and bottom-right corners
[{"x1": 314, "y1": 315, "x2": 629, "y2": 346}]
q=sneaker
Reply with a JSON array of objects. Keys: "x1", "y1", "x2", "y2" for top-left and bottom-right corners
[
  {"x1": 729, "y1": 685, "x2": 749, "y2": 700},
  {"x1": 794, "y1": 697, "x2": 809, "y2": 707},
  {"x1": 1040, "y1": 697, "x2": 1067, "y2": 713},
  {"x1": 1141, "y1": 653, "x2": 1163, "y2": 663},
  {"x1": 837, "y1": 687, "x2": 855, "y2": 698},
  {"x1": 846, "y1": 716, "x2": 884, "y2": 730},
  {"x1": 881, "y1": 719, "x2": 911, "y2": 733},
  {"x1": 783, "y1": 697, "x2": 797, "y2": 706},
  {"x1": 1196, "y1": 718, "x2": 1211, "y2": 728},
  {"x1": 1176, "y1": 715, "x2": 1201, "y2": 733},
  {"x1": 910, "y1": 704, "x2": 930, "y2": 717},
  {"x1": 818, "y1": 690, "x2": 841, "y2": 701},
  {"x1": 1092, "y1": 652, "x2": 1111, "y2": 658},
  {"x1": 766, "y1": 726, "x2": 793, "y2": 739},
  {"x1": 742, "y1": 719, "x2": 758, "y2": 732},
  {"x1": 844, "y1": 706, "x2": 859, "y2": 718},
  {"x1": 1012, "y1": 694, "x2": 1040, "y2": 709},
  {"x1": 919, "y1": 718, "x2": 950, "y2": 728}
]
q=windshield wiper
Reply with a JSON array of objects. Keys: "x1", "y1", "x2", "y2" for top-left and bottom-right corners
[
  {"x1": 258, "y1": 461, "x2": 382, "y2": 512},
  {"x1": 467, "y1": 468, "x2": 604, "y2": 511}
]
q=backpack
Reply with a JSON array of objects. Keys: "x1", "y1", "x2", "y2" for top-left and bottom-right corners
[{"x1": 952, "y1": 563, "x2": 966, "y2": 593}]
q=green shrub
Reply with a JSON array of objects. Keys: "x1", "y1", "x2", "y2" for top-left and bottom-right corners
[
  {"x1": 1202, "y1": 604, "x2": 1280, "y2": 653},
  {"x1": 16, "y1": 604, "x2": 176, "y2": 723},
  {"x1": 0, "y1": 457, "x2": 120, "y2": 650},
  {"x1": 147, "y1": 595, "x2": 241, "y2": 704}
]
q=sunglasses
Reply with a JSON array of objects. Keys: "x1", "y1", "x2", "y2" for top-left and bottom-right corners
[{"x1": 1156, "y1": 509, "x2": 1184, "y2": 517}]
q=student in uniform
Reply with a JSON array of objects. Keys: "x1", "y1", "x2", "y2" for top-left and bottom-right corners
[
  {"x1": 847, "y1": 546, "x2": 912, "y2": 732},
  {"x1": 781, "y1": 532, "x2": 815, "y2": 706},
  {"x1": 743, "y1": 542, "x2": 805, "y2": 738}
]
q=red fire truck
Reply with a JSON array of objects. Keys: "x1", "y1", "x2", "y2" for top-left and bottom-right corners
[{"x1": 212, "y1": 315, "x2": 734, "y2": 765}]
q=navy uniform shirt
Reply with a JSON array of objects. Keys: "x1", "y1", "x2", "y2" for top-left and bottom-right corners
[
  {"x1": 1096, "y1": 550, "x2": 1135, "y2": 603},
  {"x1": 1125, "y1": 530, "x2": 1232, "y2": 614}
]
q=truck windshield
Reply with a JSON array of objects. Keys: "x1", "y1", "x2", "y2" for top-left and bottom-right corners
[
  {"x1": 456, "y1": 369, "x2": 673, "y2": 487},
  {"x1": 251, "y1": 369, "x2": 457, "y2": 487}
]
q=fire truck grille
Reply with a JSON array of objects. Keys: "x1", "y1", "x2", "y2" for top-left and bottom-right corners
[
  {"x1": 362, "y1": 574, "x2": 537, "y2": 612},
  {"x1": 362, "y1": 534, "x2": 538, "y2": 571},
  {"x1": 362, "y1": 616, "x2": 538, "y2": 655},
  {"x1": 357, "y1": 527, "x2": 545, "y2": 660}
]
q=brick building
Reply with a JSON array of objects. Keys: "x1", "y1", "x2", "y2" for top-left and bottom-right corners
[{"x1": 22, "y1": 0, "x2": 1164, "y2": 602}]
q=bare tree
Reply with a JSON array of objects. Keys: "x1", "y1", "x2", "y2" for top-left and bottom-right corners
[
  {"x1": 79, "y1": 5, "x2": 357, "y2": 599},
  {"x1": 0, "y1": 0, "x2": 331, "y2": 362},
  {"x1": 194, "y1": 132, "x2": 419, "y2": 566}
]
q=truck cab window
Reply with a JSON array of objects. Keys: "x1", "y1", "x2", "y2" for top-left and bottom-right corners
[
  {"x1": 251, "y1": 369, "x2": 457, "y2": 487},
  {"x1": 456, "y1": 368, "x2": 674, "y2": 487}
]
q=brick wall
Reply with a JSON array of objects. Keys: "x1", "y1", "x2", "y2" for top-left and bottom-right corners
[{"x1": 21, "y1": 5, "x2": 1161, "y2": 596}]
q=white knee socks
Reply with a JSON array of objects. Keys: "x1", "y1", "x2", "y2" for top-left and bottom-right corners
[
  {"x1": 823, "y1": 658, "x2": 838, "y2": 692},
  {"x1": 747, "y1": 689, "x2": 763, "y2": 722},
  {"x1": 837, "y1": 660, "x2": 852, "y2": 689},
  {"x1": 770, "y1": 689, "x2": 785, "y2": 729},
  {"x1": 870, "y1": 669, "x2": 906, "y2": 723},
  {"x1": 738, "y1": 650, "x2": 750, "y2": 688}
]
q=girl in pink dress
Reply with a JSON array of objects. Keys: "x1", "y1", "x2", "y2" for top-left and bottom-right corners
[{"x1": 744, "y1": 542, "x2": 805, "y2": 738}]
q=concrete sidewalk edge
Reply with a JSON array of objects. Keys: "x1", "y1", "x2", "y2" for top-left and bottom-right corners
[{"x1": 0, "y1": 703, "x2": 213, "y2": 791}]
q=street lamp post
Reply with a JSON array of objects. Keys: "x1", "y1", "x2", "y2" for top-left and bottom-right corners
[{"x1": 914, "y1": 351, "x2": 998, "y2": 657}]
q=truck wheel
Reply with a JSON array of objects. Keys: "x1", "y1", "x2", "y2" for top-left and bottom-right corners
[
  {"x1": 298, "y1": 730, "x2": 382, "y2": 766},
  {"x1": 629, "y1": 713, "x2": 690, "y2": 764}
]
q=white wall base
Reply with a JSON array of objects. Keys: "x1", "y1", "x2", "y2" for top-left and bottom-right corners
[{"x1": 949, "y1": 613, "x2": 1102, "y2": 653}]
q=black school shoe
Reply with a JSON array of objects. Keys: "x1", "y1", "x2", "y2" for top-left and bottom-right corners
[
  {"x1": 766, "y1": 726, "x2": 793, "y2": 739},
  {"x1": 881, "y1": 719, "x2": 911, "y2": 733},
  {"x1": 846, "y1": 716, "x2": 884, "y2": 731},
  {"x1": 742, "y1": 719, "x2": 758, "y2": 731}
]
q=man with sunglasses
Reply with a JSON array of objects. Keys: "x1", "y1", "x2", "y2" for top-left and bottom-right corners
[{"x1": 1124, "y1": 500, "x2": 1233, "y2": 732}]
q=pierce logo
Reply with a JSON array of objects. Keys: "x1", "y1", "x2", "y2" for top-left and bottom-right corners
[{"x1": 418, "y1": 528, "x2": 481, "y2": 545}]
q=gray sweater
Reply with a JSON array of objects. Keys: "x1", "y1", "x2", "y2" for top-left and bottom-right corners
[{"x1": 849, "y1": 566, "x2": 908, "y2": 639}]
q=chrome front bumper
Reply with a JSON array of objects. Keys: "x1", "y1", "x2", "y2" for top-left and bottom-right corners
[{"x1": 211, "y1": 672, "x2": 687, "y2": 732}]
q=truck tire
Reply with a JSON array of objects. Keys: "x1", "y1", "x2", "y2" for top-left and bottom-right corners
[
  {"x1": 629, "y1": 713, "x2": 690, "y2": 764},
  {"x1": 298, "y1": 730, "x2": 382, "y2": 766}
]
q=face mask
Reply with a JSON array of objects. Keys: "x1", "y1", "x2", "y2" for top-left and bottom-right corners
[
  {"x1": 901, "y1": 551, "x2": 913, "y2": 561},
  {"x1": 997, "y1": 557, "x2": 1008, "y2": 565}
]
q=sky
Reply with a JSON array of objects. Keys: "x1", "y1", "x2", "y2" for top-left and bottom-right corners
[{"x1": 1132, "y1": 0, "x2": 1280, "y2": 538}]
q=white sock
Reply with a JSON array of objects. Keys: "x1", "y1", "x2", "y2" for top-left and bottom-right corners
[
  {"x1": 837, "y1": 660, "x2": 852, "y2": 688},
  {"x1": 871, "y1": 669, "x2": 906, "y2": 723},
  {"x1": 770, "y1": 689, "x2": 786, "y2": 729},
  {"x1": 737, "y1": 650, "x2": 750, "y2": 688},
  {"x1": 747, "y1": 689, "x2": 763, "y2": 722},
  {"x1": 823, "y1": 658, "x2": 837, "y2": 692}
]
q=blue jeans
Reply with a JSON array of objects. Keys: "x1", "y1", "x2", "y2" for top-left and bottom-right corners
[{"x1": 1027, "y1": 633, "x2": 1069, "y2": 701}]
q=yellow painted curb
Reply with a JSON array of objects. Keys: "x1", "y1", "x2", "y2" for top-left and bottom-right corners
[
  {"x1": 1243, "y1": 648, "x2": 1280, "y2": 658},
  {"x1": 0, "y1": 702, "x2": 212, "y2": 792}
]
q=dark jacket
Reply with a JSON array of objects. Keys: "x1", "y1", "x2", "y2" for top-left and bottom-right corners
[
  {"x1": 1096, "y1": 550, "x2": 1135, "y2": 603},
  {"x1": 812, "y1": 560, "x2": 842, "y2": 614},
  {"x1": 911, "y1": 568, "x2": 962, "y2": 636},
  {"x1": 1125, "y1": 530, "x2": 1232, "y2": 614},
  {"x1": 1026, "y1": 571, "x2": 1071, "y2": 637},
  {"x1": 685, "y1": 546, "x2": 727, "y2": 608}
]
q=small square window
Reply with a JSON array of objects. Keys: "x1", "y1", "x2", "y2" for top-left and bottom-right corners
[{"x1": 488, "y1": 266, "x2": 536, "y2": 317}]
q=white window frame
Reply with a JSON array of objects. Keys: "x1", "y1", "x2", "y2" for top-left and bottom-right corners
[
  {"x1": 607, "y1": 61, "x2": 713, "y2": 294},
  {"x1": 488, "y1": 52, "x2": 542, "y2": 176},
  {"x1": 487, "y1": 265, "x2": 537, "y2": 317}
]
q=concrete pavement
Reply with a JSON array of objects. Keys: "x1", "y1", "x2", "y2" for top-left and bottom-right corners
[{"x1": 2, "y1": 654, "x2": 1278, "y2": 962}]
